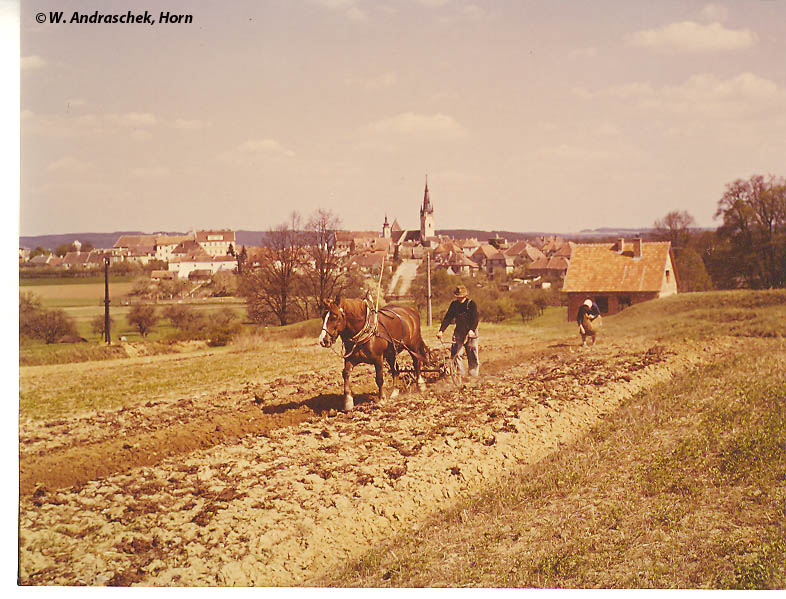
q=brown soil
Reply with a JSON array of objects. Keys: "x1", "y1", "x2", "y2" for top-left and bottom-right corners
[{"x1": 18, "y1": 335, "x2": 732, "y2": 586}]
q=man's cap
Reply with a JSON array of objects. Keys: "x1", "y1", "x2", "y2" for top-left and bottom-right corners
[
  {"x1": 454, "y1": 285, "x2": 468, "y2": 298},
  {"x1": 584, "y1": 299, "x2": 593, "y2": 308}
]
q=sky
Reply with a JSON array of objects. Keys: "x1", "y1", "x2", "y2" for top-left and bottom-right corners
[{"x1": 17, "y1": 0, "x2": 786, "y2": 237}]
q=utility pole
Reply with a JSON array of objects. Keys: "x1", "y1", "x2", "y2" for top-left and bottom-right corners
[
  {"x1": 103, "y1": 256, "x2": 111, "y2": 344},
  {"x1": 426, "y1": 250, "x2": 432, "y2": 327}
]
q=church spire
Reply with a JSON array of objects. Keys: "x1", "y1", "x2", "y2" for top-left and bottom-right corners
[
  {"x1": 420, "y1": 174, "x2": 435, "y2": 243},
  {"x1": 421, "y1": 174, "x2": 433, "y2": 215}
]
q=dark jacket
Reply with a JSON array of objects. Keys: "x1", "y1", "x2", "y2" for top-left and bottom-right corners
[
  {"x1": 440, "y1": 298, "x2": 480, "y2": 339},
  {"x1": 577, "y1": 301, "x2": 601, "y2": 324}
]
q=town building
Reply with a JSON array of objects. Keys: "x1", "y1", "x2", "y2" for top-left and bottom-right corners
[
  {"x1": 195, "y1": 229, "x2": 235, "y2": 257},
  {"x1": 562, "y1": 238, "x2": 678, "y2": 321}
]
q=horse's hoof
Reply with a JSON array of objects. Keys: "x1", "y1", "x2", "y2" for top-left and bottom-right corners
[
  {"x1": 344, "y1": 395, "x2": 354, "y2": 411},
  {"x1": 390, "y1": 389, "x2": 400, "y2": 400}
]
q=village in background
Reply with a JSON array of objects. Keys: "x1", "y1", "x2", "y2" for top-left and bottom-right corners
[{"x1": 18, "y1": 173, "x2": 784, "y2": 346}]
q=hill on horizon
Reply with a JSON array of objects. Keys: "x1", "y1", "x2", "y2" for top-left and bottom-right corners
[{"x1": 19, "y1": 227, "x2": 670, "y2": 252}]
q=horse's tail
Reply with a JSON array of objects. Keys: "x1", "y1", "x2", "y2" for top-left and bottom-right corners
[{"x1": 411, "y1": 339, "x2": 429, "y2": 364}]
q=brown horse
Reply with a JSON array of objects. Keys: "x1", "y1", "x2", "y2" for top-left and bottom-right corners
[{"x1": 319, "y1": 297, "x2": 429, "y2": 411}]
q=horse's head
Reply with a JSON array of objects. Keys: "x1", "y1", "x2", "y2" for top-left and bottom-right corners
[{"x1": 318, "y1": 298, "x2": 346, "y2": 347}]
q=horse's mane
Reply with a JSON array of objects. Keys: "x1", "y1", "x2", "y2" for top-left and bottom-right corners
[{"x1": 340, "y1": 297, "x2": 369, "y2": 320}]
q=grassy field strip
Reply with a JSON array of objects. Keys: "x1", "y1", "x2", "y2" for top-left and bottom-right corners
[
  {"x1": 24, "y1": 281, "x2": 135, "y2": 304},
  {"x1": 325, "y1": 339, "x2": 786, "y2": 589},
  {"x1": 19, "y1": 339, "x2": 338, "y2": 420},
  {"x1": 18, "y1": 318, "x2": 574, "y2": 422}
]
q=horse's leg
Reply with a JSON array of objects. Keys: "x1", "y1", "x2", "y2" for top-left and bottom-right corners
[
  {"x1": 412, "y1": 348, "x2": 426, "y2": 391},
  {"x1": 385, "y1": 348, "x2": 400, "y2": 399},
  {"x1": 373, "y1": 357, "x2": 385, "y2": 401},
  {"x1": 342, "y1": 359, "x2": 355, "y2": 411}
]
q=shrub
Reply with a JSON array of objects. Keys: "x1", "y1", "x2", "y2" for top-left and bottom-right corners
[
  {"x1": 207, "y1": 271, "x2": 239, "y2": 297},
  {"x1": 484, "y1": 296, "x2": 517, "y2": 323},
  {"x1": 206, "y1": 308, "x2": 241, "y2": 346},
  {"x1": 90, "y1": 314, "x2": 115, "y2": 339},
  {"x1": 127, "y1": 304, "x2": 158, "y2": 337},
  {"x1": 163, "y1": 305, "x2": 241, "y2": 345},
  {"x1": 518, "y1": 301, "x2": 539, "y2": 321},
  {"x1": 164, "y1": 305, "x2": 201, "y2": 331},
  {"x1": 19, "y1": 292, "x2": 43, "y2": 339},
  {"x1": 25, "y1": 308, "x2": 77, "y2": 344}
]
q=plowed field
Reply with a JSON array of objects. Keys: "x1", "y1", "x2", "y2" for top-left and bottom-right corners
[{"x1": 18, "y1": 331, "x2": 729, "y2": 586}]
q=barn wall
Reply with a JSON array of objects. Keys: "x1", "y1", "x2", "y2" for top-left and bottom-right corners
[{"x1": 567, "y1": 291, "x2": 660, "y2": 321}]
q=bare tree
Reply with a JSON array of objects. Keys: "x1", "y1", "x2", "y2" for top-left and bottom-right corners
[
  {"x1": 653, "y1": 210, "x2": 696, "y2": 249},
  {"x1": 302, "y1": 208, "x2": 347, "y2": 312},
  {"x1": 241, "y1": 212, "x2": 306, "y2": 325}
]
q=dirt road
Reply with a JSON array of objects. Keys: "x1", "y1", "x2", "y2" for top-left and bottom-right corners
[{"x1": 18, "y1": 334, "x2": 729, "y2": 586}]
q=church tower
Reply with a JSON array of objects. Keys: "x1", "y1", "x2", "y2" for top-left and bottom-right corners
[
  {"x1": 382, "y1": 214, "x2": 391, "y2": 239},
  {"x1": 420, "y1": 175, "x2": 435, "y2": 242}
]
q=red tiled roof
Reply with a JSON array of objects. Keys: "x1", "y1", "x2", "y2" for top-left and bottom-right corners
[
  {"x1": 529, "y1": 256, "x2": 549, "y2": 270},
  {"x1": 447, "y1": 253, "x2": 479, "y2": 267},
  {"x1": 553, "y1": 241, "x2": 575, "y2": 258},
  {"x1": 562, "y1": 241, "x2": 672, "y2": 293},
  {"x1": 62, "y1": 251, "x2": 88, "y2": 265},
  {"x1": 351, "y1": 253, "x2": 386, "y2": 268},
  {"x1": 114, "y1": 234, "x2": 157, "y2": 248},
  {"x1": 156, "y1": 234, "x2": 190, "y2": 246},
  {"x1": 472, "y1": 244, "x2": 497, "y2": 260},
  {"x1": 546, "y1": 256, "x2": 569, "y2": 271},
  {"x1": 195, "y1": 230, "x2": 235, "y2": 243}
]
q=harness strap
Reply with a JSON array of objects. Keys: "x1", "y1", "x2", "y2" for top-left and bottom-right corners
[
  {"x1": 349, "y1": 300, "x2": 377, "y2": 345},
  {"x1": 339, "y1": 303, "x2": 425, "y2": 364}
]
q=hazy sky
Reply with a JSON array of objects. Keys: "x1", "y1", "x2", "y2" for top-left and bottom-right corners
[{"x1": 19, "y1": 0, "x2": 786, "y2": 236}]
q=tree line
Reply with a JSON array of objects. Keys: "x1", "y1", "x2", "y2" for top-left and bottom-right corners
[
  {"x1": 652, "y1": 174, "x2": 785, "y2": 291},
  {"x1": 239, "y1": 209, "x2": 368, "y2": 326}
]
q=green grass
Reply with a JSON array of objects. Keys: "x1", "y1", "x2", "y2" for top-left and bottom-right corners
[
  {"x1": 19, "y1": 275, "x2": 137, "y2": 286},
  {"x1": 19, "y1": 301, "x2": 249, "y2": 365},
  {"x1": 606, "y1": 290, "x2": 786, "y2": 341},
  {"x1": 320, "y1": 310, "x2": 786, "y2": 588}
]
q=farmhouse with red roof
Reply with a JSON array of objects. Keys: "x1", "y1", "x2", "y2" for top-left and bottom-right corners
[{"x1": 562, "y1": 238, "x2": 678, "y2": 321}]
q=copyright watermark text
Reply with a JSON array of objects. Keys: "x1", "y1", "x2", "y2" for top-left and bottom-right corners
[{"x1": 35, "y1": 11, "x2": 193, "y2": 25}]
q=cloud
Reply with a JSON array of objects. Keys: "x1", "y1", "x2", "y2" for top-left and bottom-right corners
[
  {"x1": 574, "y1": 72, "x2": 786, "y2": 122},
  {"x1": 22, "y1": 110, "x2": 210, "y2": 141},
  {"x1": 46, "y1": 156, "x2": 94, "y2": 174},
  {"x1": 312, "y1": 0, "x2": 367, "y2": 21},
  {"x1": 116, "y1": 112, "x2": 158, "y2": 127},
  {"x1": 312, "y1": 0, "x2": 358, "y2": 8},
  {"x1": 348, "y1": 71, "x2": 398, "y2": 91},
  {"x1": 364, "y1": 112, "x2": 469, "y2": 140},
  {"x1": 219, "y1": 138, "x2": 295, "y2": 164},
  {"x1": 130, "y1": 130, "x2": 153, "y2": 142},
  {"x1": 172, "y1": 118, "x2": 209, "y2": 130},
  {"x1": 65, "y1": 98, "x2": 88, "y2": 109},
  {"x1": 625, "y1": 21, "x2": 757, "y2": 53},
  {"x1": 457, "y1": 4, "x2": 488, "y2": 19},
  {"x1": 132, "y1": 166, "x2": 170, "y2": 179},
  {"x1": 345, "y1": 6, "x2": 368, "y2": 21},
  {"x1": 699, "y1": 3, "x2": 729, "y2": 23},
  {"x1": 21, "y1": 55, "x2": 46, "y2": 70},
  {"x1": 569, "y1": 46, "x2": 598, "y2": 59}
]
